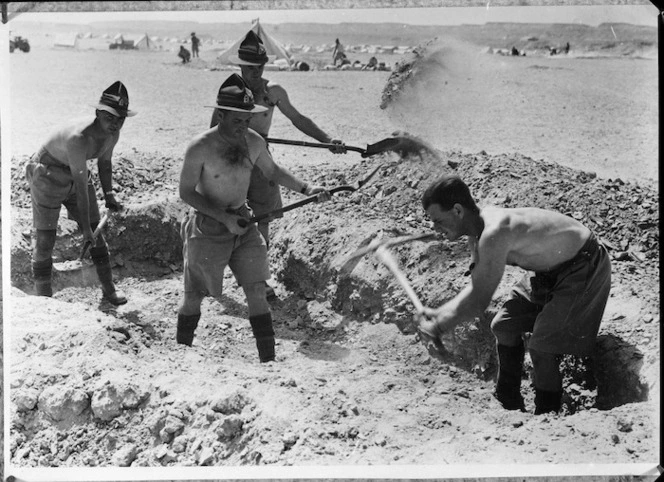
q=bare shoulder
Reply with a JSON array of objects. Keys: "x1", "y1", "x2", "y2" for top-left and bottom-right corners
[
  {"x1": 185, "y1": 128, "x2": 216, "y2": 160},
  {"x1": 478, "y1": 207, "x2": 516, "y2": 247},
  {"x1": 266, "y1": 81, "x2": 287, "y2": 99}
]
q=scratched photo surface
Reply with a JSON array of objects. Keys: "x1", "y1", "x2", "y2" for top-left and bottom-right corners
[{"x1": 3, "y1": 1, "x2": 660, "y2": 481}]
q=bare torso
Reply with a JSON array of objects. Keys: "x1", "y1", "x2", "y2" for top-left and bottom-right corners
[
  {"x1": 42, "y1": 117, "x2": 118, "y2": 165},
  {"x1": 478, "y1": 206, "x2": 591, "y2": 272},
  {"x1": 247, "y1": 79, "x2": 277, "y2": 136},
  {"x1": 191, "y1": 127, "x2": 261, "y2": 210}
]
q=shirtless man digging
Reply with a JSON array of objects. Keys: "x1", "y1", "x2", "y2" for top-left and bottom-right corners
[
  {"x1": 178, "y1": 73, "x2": 330, "y2": 362},
  {"x1": 25, "y1": 81, "x2": 134, "y2": 305},
  {"x1": 417, "y1": 174, "x2": 611, "y2": 414},
  {"x1": 211, "y1": 30, "x2": 346, "y2": 298}
]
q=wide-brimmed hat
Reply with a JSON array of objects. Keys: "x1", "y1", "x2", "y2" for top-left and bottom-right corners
[
  {"x1": 229, "y1": 30, "x2": 274, "y2": 66},
  {"x1": 204, "y1": 73, "x2": 267, "y2": 113},
  {"x1": 94, "y1": 81, "x2": 136, "y2": 117}
]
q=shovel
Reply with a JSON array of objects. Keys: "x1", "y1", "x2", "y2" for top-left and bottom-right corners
[
  {"x1": 53, "y1": 212, "x2": 110, "y2": 272},
  {"x1": 237, "y1": 165, "x2": 381, "y2": 227},
  {"x1": 266, "y1": 137, "x2": 401, "y2": 158}
]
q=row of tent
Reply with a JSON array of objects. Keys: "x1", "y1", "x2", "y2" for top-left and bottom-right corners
[{"x1": 52, "y1": 19, "x2": 411, "y2": 66}]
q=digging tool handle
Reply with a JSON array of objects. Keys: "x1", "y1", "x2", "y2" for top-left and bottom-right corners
[
  {"x1": 266, "y1": 137, "x2": 366, "y2": 154},
  {"x1": 80, "y1": 213, "x2": 110, "y2": 260},
  {"x1": 236, "y1": 186, "x2": 355, "y2": 227},
  {"x1": 265, "y1": 137, "x2": 400, "y2": 158},
  {"x1": 374, "y1": 245, "x2": 426, "y2": 313}
]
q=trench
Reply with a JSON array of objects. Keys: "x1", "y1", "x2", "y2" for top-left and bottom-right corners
[{"x1": 11, "y1": 199, "x2": 650, "y2": 413}]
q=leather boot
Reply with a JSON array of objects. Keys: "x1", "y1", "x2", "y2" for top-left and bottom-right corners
[
  {"x1": 495, "y1": 343, "x2": 526, "y2": 411},
  {"x1": 249, "y1": 313, "x2": 276, "y2": 363},
  {"x1": 90, "y1": 246, "x2": 127, "y2": 305},
  {"x1": 177, "y1": 313, "x2": 201, "y2": 346},
  {"x1": 534, "y1": 388, "x2": 563, "y2": 415},
  {"x1": 32, "y1": 258, "x2": 53, "y2": 297}
]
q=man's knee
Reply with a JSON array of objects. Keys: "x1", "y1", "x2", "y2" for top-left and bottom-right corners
[{"x1": 490, "y1": 315, "x2": 522, "y2": 346}]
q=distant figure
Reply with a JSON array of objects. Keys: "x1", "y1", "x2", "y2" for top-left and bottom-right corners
[
  {"x1": 564, "y1": 42, "x2": 570, "y2": 54},
  {"x1": 334, "y1": 52, "x2": 350, "y2": 67},
  {"x1": 332, "y1": 38, "x2": 345, "y2": 64},
  {"x1": 191, "y1": 32, "x2": 200, "y2": 58},
  {"x1": 511, "y1": 46, "x2": 519, "y2": 56},
  {"x1": 178, "y1": 45, "x2": 191, "y2": 63},
  {"x1": 362, "y1": 56, "x2": 378, "y2": 71},
  {"x1": 549, "y1": 47, "x2": 558, "y2": 56},
  {"x1": 294, "y1": 60, "x2": 310, "y2": 71}
]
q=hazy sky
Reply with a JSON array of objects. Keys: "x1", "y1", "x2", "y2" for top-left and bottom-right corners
[{"x1": 9, "y1": 5, "x2": 659, "y2": 27}]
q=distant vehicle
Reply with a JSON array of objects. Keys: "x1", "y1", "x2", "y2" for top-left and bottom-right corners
[{"x1": 10, "y1": 36, "x2": 30, "y2": 53}]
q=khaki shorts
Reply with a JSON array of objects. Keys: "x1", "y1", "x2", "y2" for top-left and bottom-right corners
[
  {"x1": 180, "y1": 210, "x2": 270, "y2": 297},
  {"x1": 491, "y1": 234, "x2": 612, "y2": 356},
  {"x1": 25, "y1": 148, "x2": 100, "y2": 231}
]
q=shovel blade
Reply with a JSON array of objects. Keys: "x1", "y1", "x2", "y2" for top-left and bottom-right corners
[{"x1": 361, "y1": 138, "x2": 402, "y2": 158}]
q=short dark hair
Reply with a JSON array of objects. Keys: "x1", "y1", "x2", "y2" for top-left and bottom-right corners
[{"x1": 422, "y1": 174, "x2": 479, "y2": 214}]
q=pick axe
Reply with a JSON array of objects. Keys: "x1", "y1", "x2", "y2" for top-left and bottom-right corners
[
  {"x1": 346, "y1": 233, "x2": 436, "y2": 313},
  {"x1": 237, "y1": 165, "x2": 382, "y2": 227},
  {"x1": 347, "y1": 232, "x2": 450, "y2": 355}
]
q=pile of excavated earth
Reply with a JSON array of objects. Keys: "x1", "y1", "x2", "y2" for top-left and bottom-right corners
[{"x1": 6, "y1": 43, "x2": 659, "y2": 469}]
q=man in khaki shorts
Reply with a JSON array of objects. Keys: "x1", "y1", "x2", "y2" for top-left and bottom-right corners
[
  {"x1": 178, "y1": 73, "x2": 330, "y2": 362},
  {"x1": 211, "y1": 30, "x2": 346, "y2": 298},
  {"x1": 417, "y1": 174, "x2": 611, "y2": 415},
  {"x1": 25, "y1": 81, "x2": 134, "y2": 305}
]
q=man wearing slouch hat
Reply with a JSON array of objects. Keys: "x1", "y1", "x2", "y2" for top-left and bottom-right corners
[
  {"x1": 178, "y1": 73, "x2": 330, "y2": 362},
  {"x1": 24, "y1": 80, "x2": 135, "y2": 305},
  {"x1": 211, "y1": 30, "x2": 347, "y2": 299}
]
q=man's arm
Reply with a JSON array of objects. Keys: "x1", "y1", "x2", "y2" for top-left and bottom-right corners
[
  {"x1": 253, "y1": 138, "x2": 328, "y2": 197},
  {"x1": 97, "y1": 134, "x2": 121, "y2": 211},
  {"x1": 67, "y1": 136, "x2": 95, "y2": 244},
  {"x1": 271, "y1": 84, "x2": 346, "y2": 153},
  {"x1": 422, "y1": 228, "x2": 509, "y2": 333}
]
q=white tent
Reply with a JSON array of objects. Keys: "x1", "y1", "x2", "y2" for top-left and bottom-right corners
[
  {"x1": 113, "y1": 33, "x2": 153, "y2": 50},
  {"x1": 217, "y1": 18, "x2": 291, "y2": 66},
  {"x1": 53, "y1": 33, "x2": 79, "y2": 48},
  {"x1": 125, "y1": 33, "x2": 153, "y2": 50}
]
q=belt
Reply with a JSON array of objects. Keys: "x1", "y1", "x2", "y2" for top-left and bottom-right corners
[
  {"x1": 36, "y1": 147, "x2": 70, "y2": 170},
  {"x1": 539, "y1": 233, "x2": 600, "y2": 279}
]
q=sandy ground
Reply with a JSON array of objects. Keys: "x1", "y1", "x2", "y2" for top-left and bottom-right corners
[{"x1": 4, "y1": 30, "x2": 660, "y2": 481}]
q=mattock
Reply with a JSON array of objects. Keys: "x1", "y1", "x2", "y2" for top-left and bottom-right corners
[
  {"x1": 347, "y1": 232, "x2": 451, "y2": 356},
  {"x1": 347, "y1": 233, "x2": 436, "y2": 314}
]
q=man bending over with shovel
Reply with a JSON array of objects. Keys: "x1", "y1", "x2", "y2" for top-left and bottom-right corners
[
  {"x1": 24, "y1": 81, "x2": 133, "y2": 305},
  {"x1": 178, "y1": 73, "x2": 330, "y2": 362},
  {"x1": 417, "y1": 174, "x2": 611, "y2": 415},
  {"x1": 211, "y1": 30, "x2": 347, "y2": 298}
]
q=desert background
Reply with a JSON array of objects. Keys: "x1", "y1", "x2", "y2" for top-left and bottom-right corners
[{"x1": 2, "y1": 2, "x2": 661, "y2": 481}]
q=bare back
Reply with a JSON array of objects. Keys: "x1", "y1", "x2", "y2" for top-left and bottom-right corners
[{"x1": 480, "y1": 206, "x2": 591, "y2": 272}]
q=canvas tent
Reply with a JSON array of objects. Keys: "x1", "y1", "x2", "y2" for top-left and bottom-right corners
[
  {"x1": 53, "y1": 33, "x2": 79, "y2": 48},
  {"x1": 217, "y1": 19, "x2": 291, "y2": 66},
  {"x1": 112, "y1": 33, "x2": 153, "y2": 50}
]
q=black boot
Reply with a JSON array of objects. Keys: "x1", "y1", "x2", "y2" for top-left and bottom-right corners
[
  {"x1": 534, "y1": 388, "x2": 563, "y2": 415},
  {"x1": 90, "y1": 246, "x2": 127, "y2": 305},
  {"x1": 249, "y1": 313, "x2": 276, "y2": 363},
  {"x1": 177, "y1": 313, "x2": 201, "y2": 346},
  {"x1": 32, "y1": 258, "x2": 53, "y2": 297},
  {"x1": 495, "y1": 343, "x2": 526, "y2": 411}
]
